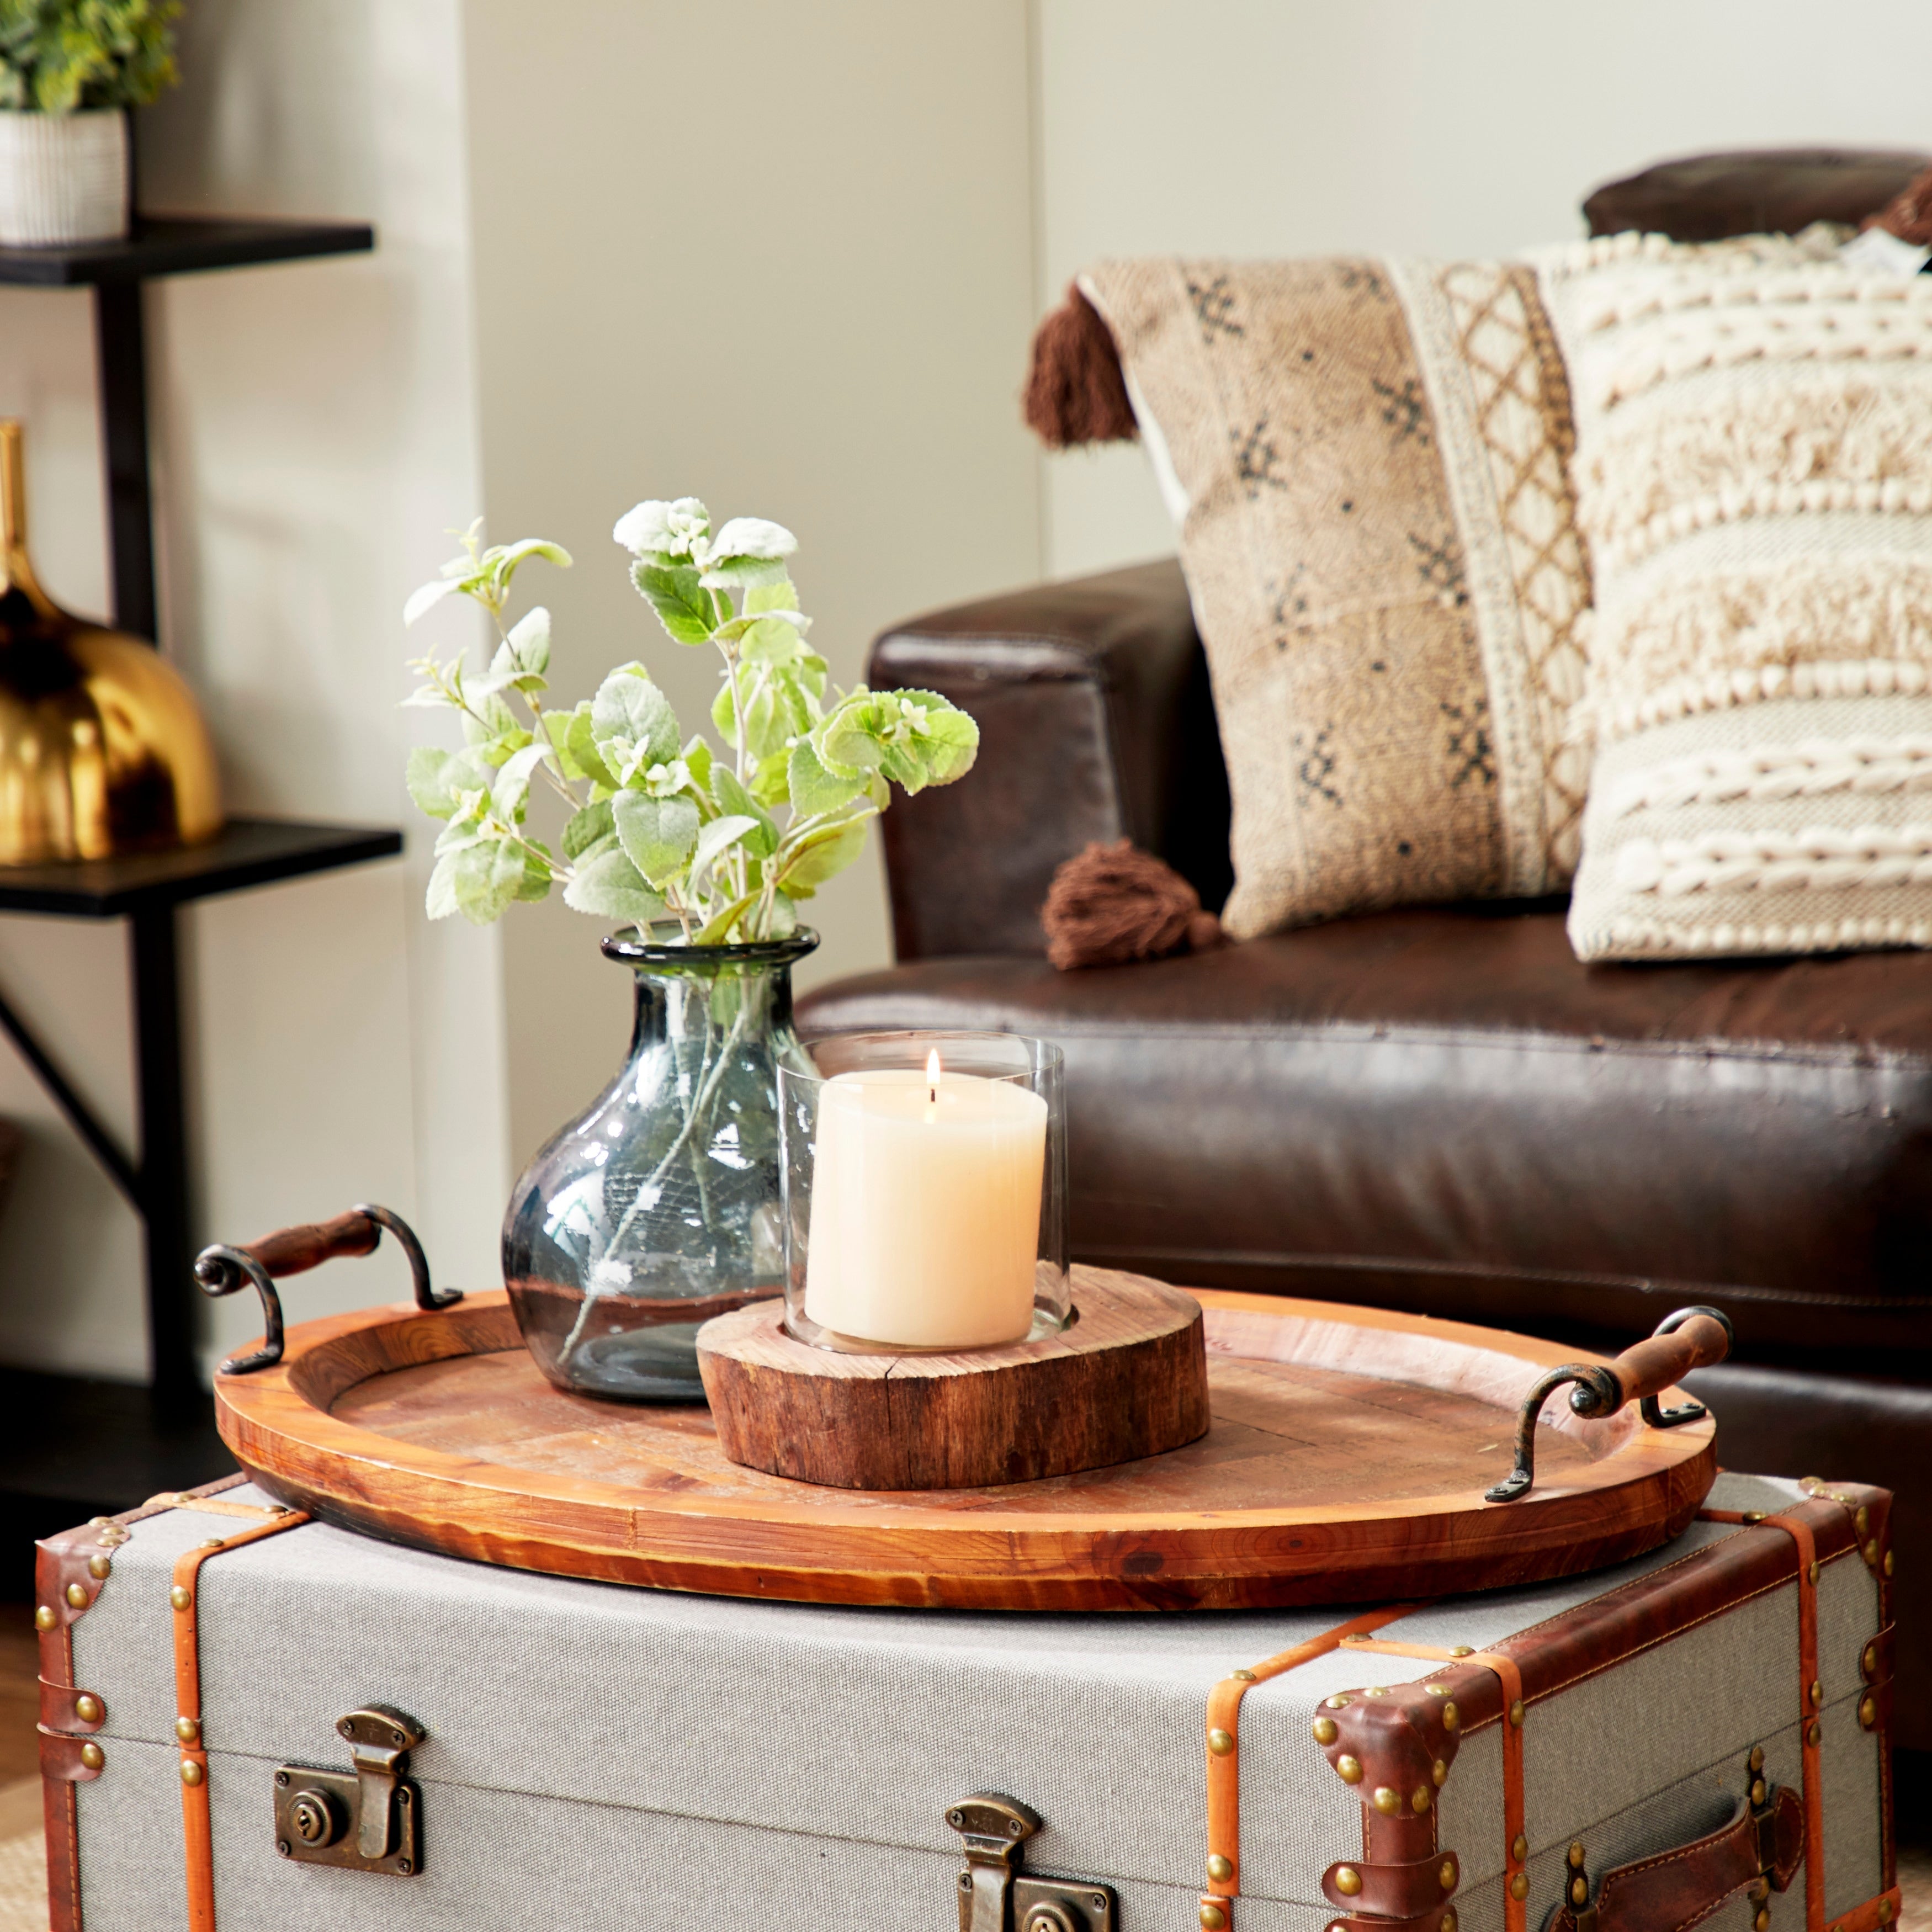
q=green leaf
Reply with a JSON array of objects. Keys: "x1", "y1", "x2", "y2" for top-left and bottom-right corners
[
  {"x1": 630, "y1": 561, "x2": 714, "y2": 645},
  {"x1": 744, "y1": 577, "x2": 799, "y2": 614},
  {"x1": 778, "y1": 819, "x2": 868, "y2": 894},
  {"x1": 612, "y1": 791, "x2": 700, "y2": 886},
  {"x1": 681, "y1": 734, "x2": 714, "y2": 793},
  {"x1": 813, "y1": 692, "x2": 886, "y2": 776},
  {"x1": 562, "y1": 799, "x2": 614, "y2": 861},
  {"x1": 898, "y1": 688, "x2": 980, "y2": 785},
  {"x1": 562, "y1": 703, "x2": 618, "y2": 789},
  {"x1": 691, "y1": 813, "x2": 760, "y2": 884},
  {"x1": 505, "y1": 604, "x2": 552, "y2": 676},
  {"x1": 591, "y1": 666, "x2": 681, "y2": 775},
  {"x1": 786, "y1": 737, "x2": 863, "y2": 816},
  {"x1": 711, "y1": 768, "x2": 778, "y2": 857},
  {"x1": 562, "y1": 845, "x2": 668, "y2": 926},
  {"x1": 516, "y1": 842, "x2": 556, "y2": 902},
  {"x1": 426, "y1": 832, "x2": 530, "y2": 926},
  {"x1": 406, "y1": 744, "x2": 495, "y2": 819},
  {"x1": 491, "y1": 741, "x2": 551, "y2": 818},
  {"x1": 694, "y1": 890, "x2": 761, "y2": 945},
  {"x1": 749, "y1": 749, "x2": 792, "y2": 808}
]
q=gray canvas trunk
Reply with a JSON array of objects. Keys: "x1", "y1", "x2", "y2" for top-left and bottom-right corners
[{"x1": 35, "y1": 1472, "x2": 1893, "y2": 1932}]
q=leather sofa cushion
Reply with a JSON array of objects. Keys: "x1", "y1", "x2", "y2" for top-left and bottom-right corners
[
  {"x1": 798, "y1": 901, "x2": 1932, "y2": 1356},
  {"x1": 1583, "y1": 148, "x2": 1932, "y2": 243}
]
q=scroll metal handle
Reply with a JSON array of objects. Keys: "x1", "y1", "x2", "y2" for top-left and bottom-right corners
[
  {"x1": 194, "y1": 1203, "x2": 460, "y2": 1376},
  {"x1": 1486, "y1": 1305, "x2": 1732, "y2": 1503}
]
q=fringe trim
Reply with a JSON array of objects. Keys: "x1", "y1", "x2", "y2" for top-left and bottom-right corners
[
  {"x1": 1615, "y1": 822, "x2": 1932, "y2": 895},
  {"x1": 1594, "y1": 910, "x2": 1932, "y2": 957},
  {"x1": 1578, "y1": 370, "x2": 1932, "y2": 565},
  {"x1": 1583, "y1": 557, "x2": 1932, "y2": 739},
  {"x1": 1023, "y1": 282, "x2": 1138, "y2": 449},
  {"x1": 1601, "y1": 736, "x2": 1932, "y2": 819}
]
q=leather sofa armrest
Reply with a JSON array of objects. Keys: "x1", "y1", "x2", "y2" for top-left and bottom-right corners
[{"x1": 867, "y1": 558, "x2": 1230, "y2": 960}]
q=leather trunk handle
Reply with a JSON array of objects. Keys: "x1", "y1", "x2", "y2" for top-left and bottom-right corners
[
  {"x1": 1488, "y1": 1305, "x2": 1733, "y2": 1503},
  {"x1": 193, "y1": 1204, "x2": 460, "y2": 1376},
  {"x1": 1548, "y1": 1782, "x2": 1803, "y2": 1932}
]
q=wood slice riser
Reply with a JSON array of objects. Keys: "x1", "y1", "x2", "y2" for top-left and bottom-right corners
[{"x1": 697, "y1": 1272, "x2": 1209, "y2": 1489}]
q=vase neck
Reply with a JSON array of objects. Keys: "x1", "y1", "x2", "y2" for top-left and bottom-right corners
[
  {"x1": 0, "y1": 421, "x2": 56, "y2": 617},
  {"x1": 628, "y1": 956, "x2": 795, "y2": 1056}
]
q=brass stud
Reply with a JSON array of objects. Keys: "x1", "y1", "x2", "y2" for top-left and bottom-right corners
[
  {"x1": 1336, "y1": 1755, "x2": 1363, "y2": 1785},
  {"x1": 1750, "y1": 1880, "x2": 1771, "y2": 1904},
  {"x1": 169, "y1": 1585, "x2": 190, "y2": 1612},
  {"x1": 1856, "y1": 1506, "x2": 1870, "y2": 1537},
  {"x1": 1885, "y1": 1550, "x2": 1894, "y2": 1577},
  {"x1": 1365, "y1": 1686, "x2": 1387, "y2": 1697},
  {"x1": 1372, "y1": 1787, "x2": 1400, "y2": 1816},
  {"x1": 78, "y1": 1742, "x2": 103, "y2": 1771},
  {"x1": 1879, "y1": 1900, "x2": 1894, "y2": 1925},
  {"x1": 1207, "y1": 1854, "x2": 1234, "y2": 1885},
  {"x1": 1809, "y1": 1680, "x2": 1823, "y2": 1708},
  {"x1": 1860, "y1": 1696, "x2": 1877, "y2": 1730},
  {"x1": 1208, "y1": 1728, "x2": 1235, "y2": 1756},
  {"x1": 1751, "y1": 1779, "x2": 1767, "y2": 1806},
  {"x1": 1509, "y1": 1699, "x2": 1525, "y2": 1728},
  {"x1": 1326, "y1": 1694, "x2": 1353, "y2": 1710},
  {"x1": 1335, "y1": 1868, "x2": 1363, "y2": 1898},
  {"x1": 87, "y1": 1554, "x2": 111, "y2": 1580},
  {"x1": 200, "y1": 1537, "x2": 225, "y2": 1552},
  {"x1": 1572, "y1": 1877, "x2": 1589, "y2": 1907},
  {"x1": 33, "y1": 1605, "x2": 55, "y2": 1630},
  {"x1": 1442, "y1": 1913, "x2": 1458, "y2": 1932},
  {"x1": 63, "y1": 1583, "x2": 87, "y2": 1609},
  {"x1": 1866, "y1": 1541, "x2": 1881, "y2": 1567},
  {"x1": 176, "y1": 1717, "x2": 199, "y2": 1744},
  {"x1": 1568, "y1": 1844, "x2": 1586, "y2": 1871},
  {"x1": 1755, "y1": 1912, "x2": 1769, "y2": 1932},
  {"x1": 87, "y1": 1516, "x2": 109, "y2": 1527},
  {"x1": 1412, "y1": 1786, "x2": 1431, "y2": 1814},
  {"x1": 1449, "y1": 1646, "x2": 1474, "y2": 1657},
  {"x1": 1439, "y1": 1860, "x2": 1457, "y2": 1892},
  {"x1": 1432, "y1": 1759, "x2": 1448, "y2": 1788},
  {"x1": 1510, "y1": 1875, "x2": 1530, "y2": 1903},
  {"x1": 1313, "y1": 1716, "x2": 1340, "y2": 1746},
  {"x1": 1232, "y1": 1669, "x2": 1256, "y2": 1682},
  {"x1": 1441, "y1": 1701, "x2": 1459, "y2": 1732},
  {"x1": 1864, "y1": 1643, "x2": 1878, "y2": 1676},
  {"x1": 1512, "y1": 1834, "x2": 1528, "y2": 1864},
  {"x1": 1424, "y1": 1684, "x2": 1448, "y2": 1697},
  {"x1": 1742, "y1": 1511, "x2": 1766, "y2": 1524},
  {"x1": 179, "y1": 1760, "x2": 203, "y2": 1787},
  {"x1": 1199, "y1": 1906, "x2": 1227, "y2": 1931},
  {"x1": 1808, "y1": 1561, "x2": 1820, "y2": 1585},
  {"x1": 1749, "y1": 1746, "x2": 1765, "y2": 1774},
  {"x1": 1806, "y1": 1721, "x2": 1822, "y2": 1747},
  {"x1": 73, "y1": 1694, "x2": 102, "y2": 1724}
]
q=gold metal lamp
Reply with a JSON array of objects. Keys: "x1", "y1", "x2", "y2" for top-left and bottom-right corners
[{"x1": 0, "y1": 418, "x2": 221, "y2": 863}]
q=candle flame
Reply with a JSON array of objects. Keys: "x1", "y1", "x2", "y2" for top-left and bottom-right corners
[{"x1": 926, "y1": 1047, "x2": 942, "y2": 1105}]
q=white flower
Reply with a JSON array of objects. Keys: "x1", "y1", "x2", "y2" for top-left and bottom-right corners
[
  {"x1": 613, "y1": 497, "x2": 710, "y2": 558},
  {"x1": 641, "y1": 758, "x2": 691, "y2": 799},
  {"x1": 692, "y1": 516, "x2": 797, "y2": 568}
]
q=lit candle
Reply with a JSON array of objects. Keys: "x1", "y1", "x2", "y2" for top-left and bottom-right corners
[{"x1": 802, "y1": 1047, "x2": 1048, "y2": 1347}]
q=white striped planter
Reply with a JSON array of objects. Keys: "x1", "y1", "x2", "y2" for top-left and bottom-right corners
[{"x1": 0, "y1": 109, "x2": 128, "y2": 247}]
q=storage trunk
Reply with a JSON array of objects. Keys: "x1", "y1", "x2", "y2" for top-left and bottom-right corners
[{"x1": 35, "y1": 1472, "x2": 1895, "y2": 1932}]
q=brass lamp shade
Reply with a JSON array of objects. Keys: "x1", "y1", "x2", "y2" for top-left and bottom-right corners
[{"x1": 0, "y1": 421, "x2": 221, "y2": 864}]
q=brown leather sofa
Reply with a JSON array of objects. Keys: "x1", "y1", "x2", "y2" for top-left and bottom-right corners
[{"x1": 798, "y1": 149, "x2": 1932, "y2": 1747}]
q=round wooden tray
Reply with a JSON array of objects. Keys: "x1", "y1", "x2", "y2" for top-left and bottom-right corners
[{"x1": 211, "y1": 1270, "x2": 1718, "y2": 1611}]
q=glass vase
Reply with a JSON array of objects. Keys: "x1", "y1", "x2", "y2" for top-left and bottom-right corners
[{"x1": 503, "y1": 923, "x2": 818, "y2": 1402}]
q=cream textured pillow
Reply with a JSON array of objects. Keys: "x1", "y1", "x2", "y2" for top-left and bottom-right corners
[
  {"x1": 1537, "y1": 229, "x2": 1932, "y2": 960},
  {"x1": 1082, "y1": 258, "x2": 1592, "y2": 940}
]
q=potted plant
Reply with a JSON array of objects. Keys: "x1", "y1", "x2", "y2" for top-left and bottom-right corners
[
  {"x1": 0, "y1": 0, "x2": 181, "y2": 248},
  {"x1": 402, "y1": 500, "x2": 980, "y2": 1402}
]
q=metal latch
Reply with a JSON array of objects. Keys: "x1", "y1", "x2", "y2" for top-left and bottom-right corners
[
  {"x1": 948, "y1": 1792, "x2": 1117, "y2": 1932},
  {"x1": 274, "y1": 1705, "x2": 426, "y2": 1876}
]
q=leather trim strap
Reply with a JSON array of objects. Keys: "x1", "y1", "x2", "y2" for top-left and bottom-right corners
[
  {"x1": 1701, "y1": 1509, "x2": 1825, "y2": 1932},
  {"x1": 1826, "y1": 1888, "x2": 1902, "y2": 1932},
  {"x1": 1201, "y1": 1607, "x2": 1412, "y2": 1932},
  {"x1": 173, "y1": 1506, "x2": 311, "y2": 1932},
  {"x1": 1340, "y1": 1639, "x2": 1527, "y2": 1932}
]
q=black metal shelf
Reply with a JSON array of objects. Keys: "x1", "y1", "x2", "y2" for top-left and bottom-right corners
[{"x1": 0, "y1": 211, "x2": 392, "y2": 1527}]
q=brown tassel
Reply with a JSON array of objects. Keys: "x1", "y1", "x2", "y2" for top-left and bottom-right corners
[
  {"x1": 1023, "y1": 282, "x2": 1139, "y2": 449},
  {"x1": 1042, "y1": 840, "x2": 1224, "y2": 971},
  {"x1": 1864, "y1": 162, "x2": 1932, "y2": 246}
]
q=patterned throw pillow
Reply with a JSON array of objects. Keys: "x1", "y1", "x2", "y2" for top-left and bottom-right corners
[
  {"x1": 1537, "y1": 229, "x2": 1932, "y2": 960},
  {"x1": 1081, "y1": 258, "x2": 1593, "y2": 940}
]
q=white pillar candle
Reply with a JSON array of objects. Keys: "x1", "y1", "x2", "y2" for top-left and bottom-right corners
[{"x1": 802, "y1": 1055, "x2": 1047, "y2": 1348}]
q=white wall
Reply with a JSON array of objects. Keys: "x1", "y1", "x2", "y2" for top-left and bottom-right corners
[
  {"x1": 0, "y1": 0, "x2": 511, "y2": 1379},
  {"x1": 459, "y1": 0, "x2": 1043, "y2": 1167},
  {"x1": 1037, "y1": 0, "x2": 1932, "y2": 579}
]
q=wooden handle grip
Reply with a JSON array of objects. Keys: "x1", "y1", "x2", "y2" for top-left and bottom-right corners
[
  {"x1": 242, "y1": 1211, "x2": 380, "y2": 1280},
  {"x1": 1609, "y1": 1313, "x2": 1730, "y2": 1405}
]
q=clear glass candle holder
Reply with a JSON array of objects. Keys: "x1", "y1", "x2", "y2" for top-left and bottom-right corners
[{"x1": 779, "y1": 1031, "x2": 1069, "y2": 1353}]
